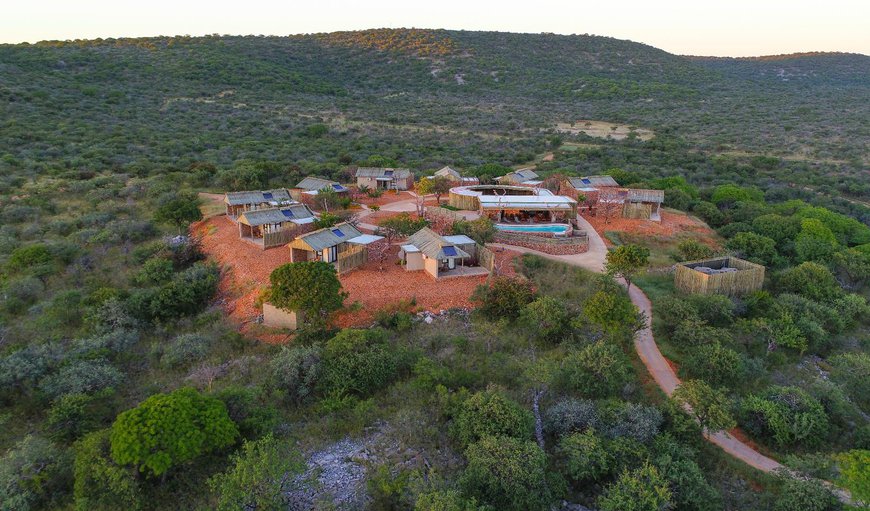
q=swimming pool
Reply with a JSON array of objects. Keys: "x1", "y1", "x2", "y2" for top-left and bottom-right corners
[{"x1": 496, "y1": 223, "x2": 571, "y2": 234}]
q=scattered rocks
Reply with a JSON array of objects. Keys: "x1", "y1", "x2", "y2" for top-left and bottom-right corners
[{"x1": 287, "y1": 436, "x2": 378, "y2": 511}]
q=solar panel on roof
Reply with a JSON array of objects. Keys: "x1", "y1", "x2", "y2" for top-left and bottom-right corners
[
  {"x1": 332, "y1": 229, "x2": 344, "y2": 237},
  {"x1": 442, "y1": 246, "x2": 458, "y2": 257},
  {"x1": 281, "y1": 209, "x2": 295, "y2": 218},
  {"x1": 263, "y1": 192, "x2": 274, "y2": 200},
  {"x1": 384, "y1": 170, "x2": 394, "y2": 177},
  {"x1": 581, "y1": 178, "x2": 591, "y2": 184},
  {"x1": 332, "y1": 184, "x2": 343, "y2": 190}
]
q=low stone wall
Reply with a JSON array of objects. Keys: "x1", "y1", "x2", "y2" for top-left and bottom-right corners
[{"x1": 494, "y1": 231, "x2": 588, "y2": 255}]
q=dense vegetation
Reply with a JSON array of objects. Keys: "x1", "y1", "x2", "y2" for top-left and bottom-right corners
[{"x1": 0, "y1": 28, "x2": 868, "y2": 510}]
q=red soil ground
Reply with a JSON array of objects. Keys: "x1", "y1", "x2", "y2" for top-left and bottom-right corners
[
  {"x1": 583, "y1": 210, "x2": 719, "y2": 248},
  {"x1": 193, "y1": 214, "x2": 522, "y2": 343}
]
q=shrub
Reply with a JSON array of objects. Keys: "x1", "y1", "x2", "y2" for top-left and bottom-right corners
[
  {"x1": 319, "y1": 329, "x2": 414, "y2": 398},
  {"x1": 459, "y1": 436, "x2": 554, "y2": 511},
  {"x1": 414, "y1": 489, "x2": 481, "y2": 511},
  {"x1": 558, "y1": 429, "x2": 612, "y2": 482},
  {"x1": 673, "y1": 380, "x2": 736, "y2": 432},
  {"x1": 451, "y1": 216, "x2": 496, "y2": 245},
  {"x1": 607, "y1": 403, "x2": 663, "y2": 444},
  {"x1": 676, "y1": 239, "x2": 713, "y2": 261},
  {"x1": 134, "y1": 257, "x2": 174, "y2": 285},
  {"x1": 73, "y1": 430, "x2": 141, "y2": 511},
  {"x1": 0, "y1": 342, "x2": 65, "y2": 394},
  {"x1": 773, "y1": 475, "x2": 841, "y2": 511},
  {"x1": 687, "y1": 294, "x2": 734, "y2": 327},
  {"x1": 672, "y1": 318, "x2": 732, "y2": 347},
  {"x1": 208, "y1": 434, "x2": 305, "y2": 511},
  {"x1": 0, "y1": 435, "x2": 72, "y2": 511},
  {"x1": 270, "y1": 345, "x2": 322, "y2": 404},
  {"x1": 6, "y1": 243, "x2": 53, "y2": 272},
  {"x1": 828, "y1": 353, "x2": 870, "y2": 411},
  {"x1": 520, "y1": 296, "x2": 571, "y2": 343},
  {"x1": 110, "y1": 387, "x2": 238, "y2": 477},
  {"x1": 214, "y1": 386, "x2": 279, "y2": 439},
  {"x1": 46, "y1": 392, "x2": 106, "y2": 442},
  {"x1": 656, "y1": 297, "x2": 699, "y2": 333},
  {"x1": 267, "y1": 261, "x2": 346, "y2": 323},
  {"x1": 836, "y1": 450, "x2": 870, "y2": 504},
  {"x1": 597, "y1": 462, "x2": 671, "y2": 511},
  {"x1": 471, "y1": 276, "x2": 536, "y2": 320},
  {"x1": 776, "y1": 262, "x2": 841, "y2": 302},
  {"x1": 39, "y1": 358, "x2": 123, "y2": 399},
  {"x1": 160, "y1": 333, "x2": 211, "y2": 368},
  {"x1": 452, "y1": 387, "x2": 534, "y2": 448},
  {"x1": 683, "y1": 343, "x2": 743, "y2": 387},
  {"x1": 544, "y1": 398, "x2": 600, "y2": 438},
  {"x1": 582, "y1": 289, "x2": 640, "y2": 337},
  {"x1": 795, "y1": 218, "x2": 839, "y2": 263},
  {"x1": 741, "y1": 386, "x2": 829, "y2": 447},
  {"x1": 651, "y1": 436, "x2": 721, "y2": 511},
  {"x1": 558, "y1": 342, "x2": 632, "y2": 398},
  {"x1": 726, "y1": 232, "x2": 778, "y2": 266}
]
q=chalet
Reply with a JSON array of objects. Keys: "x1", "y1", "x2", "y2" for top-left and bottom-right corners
[
  {"x1": 224, "y1": 189, "x2": 295, "y2": 219},
  {"x1": 427, "y1": 166, "x2": 480, "y2": 185},
  {"x1": 288, "y1": 222, "x2": 383, "y2": 267},
  {"x1": 291, "y1": 177, "x2": 349, "y2": 200},
  {"x1": 494, "y1": 168, "x2": 540, "y2": 186},
  {"x1": 400, "y1": 228, "x2": 484, "y2": 279},
  {"x1": 237, "y1": 204, "x2": 316, "y2": 249},
  {"x1": 355, "y1": 167, "x2": 414, "y2": 191},
  {"x1": 561, "y1": 176, "x2": 664, "y2": 221}
]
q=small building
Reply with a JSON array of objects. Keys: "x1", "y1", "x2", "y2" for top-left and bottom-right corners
[
  {"x1": 478, "y1": 194, "x2": 578, "y2": 223},
  {"x1": 623, "y1": 189, "x2": 665, "y2": 221},
  {"x1": 237, "y1": 204, "x2": 316, "y2": 249},
  {"x1": 288, "y1": 222, "x2": 384, "y2": 273},
  {"x1": 561, "y1": 177, "x2": 664, "y2": 221},
  {"x1": 675, "y1": 256, "x2": 765, "y2": 296},
  {"x1": 291, "y1": 177, "x2": 349, "y2": 200},
  {"x1": 355, "y1": 167, "x2": 414, "y2": 191},
  {"x1": 428, "y1": 166, "x2": 480, "y2": 185},
  {"x1": 224, "y1": 189, "x2": 295, "y2": 219},
  {"x1": 400, "y1": 228, "x2": 485, "y2": 279},
  {"x1": 495, "y1": 168, "x2": 540, "y2": 186}
]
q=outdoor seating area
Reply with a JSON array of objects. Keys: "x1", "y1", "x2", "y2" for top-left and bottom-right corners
[{"x1": 236, "y1": 204, "x2": 316, "y2": 249}]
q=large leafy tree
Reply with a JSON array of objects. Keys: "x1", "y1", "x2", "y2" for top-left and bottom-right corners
[
  {"x1": 672, "y1": 380, "x2": 735, "y2": 432},
  {"x1": 417, "y1": 176, "x2": 453, "y2": 205},
  {"x1": 110, "y1": 387, "x2": 238, "y2": 478},
  {"x1": 267, "y1": 262, "x2": 347, "y2": 322},
  {"x1": 559, "y1": 341, "x2": 632, "y2": 399},
  {"x1": 73, "y1": 429, "x2": 141, "y2": 511},
  {"x1": 605, "y1": 244, "x2": 650, "y2": 291},
  {"x1": 452, "y1": 387, "x2": 535, "y2": 448},
  {"x1": 208, "y1": 434, "x2": 305, "y2": 511},
  {"x1": 597, "y1": 462, "x2": 671, "y2": 511},
  {"x1": 837, "y1": 450, "x2": 870, "y2": 505}
]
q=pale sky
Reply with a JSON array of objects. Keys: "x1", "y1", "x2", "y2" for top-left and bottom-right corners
[{"x1": 2, "y1": 0, "x2": 868, "y2": 57}]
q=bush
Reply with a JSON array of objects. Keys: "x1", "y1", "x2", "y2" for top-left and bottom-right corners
[
  {"x1": 319, "y1": 329, "x2": 414, "y2": 398},
  {"x1": 776, "y1": 262, "x2": 841, "y2": 302},
  {"x1": 683, "y1": 342, "x2": 743, "y2": 387},
  {"x1": 214, "y1": 386, "x2": 279, "y2": 439},
  {"x1": 828, "y1": 353, "x2": 870, "y2": 412},
  {"x1": 597, "y1": 462, "x2": 671, "y2": 511},
  {"x1": 110, "y1": 387, "x2": 238, "y2": 477},
  {"x1": 39, "y1": 358, "x2": 123, "y2": 399},
  {"x1": 414, "y1": 489, "x2": 481, "y2": 511},
  {"x1": 726, "y1": 232, "x2": 778, "y2": 266},
  {"x1": 73, "y1": 430, "x2": 141, "y2": 511},
  {"x1": 471, "y1": 276, "x2": 536, "y2": 320},
  {"x1": 451, "y1": 216, "x2": 496, "y2": 245},
  {"x1": 676, "y1": 239, "x2": 713, "y2": 261},
  {"x1": 544, "y1": 398, "x2": 600, "y2": 438},
  {"x1": 558, "y1": 342, "x2": 632, "y2": 398},
  {"x1": 607, "y1": 402, "x2": 663, "y2": 444},
  {"x1": 130, "y1": 262, "x2": 219, "y2": 321},
  {"x1": 134, "y1": 257, "x2": 174, "y2": 285},
  {"x1": 687, "y1": 294, "x2": 734, "y2": 327},
  {"x1": 741, "y1": 386, "x2": 829, "y2": 447},
  {"x1": 267, "y1": 261, "x2": 346, "y2": 323},
  {"x1": 452, "y1": 387, "x2": 534, "y2": 448},
  {"x1": 558, "y1": 429, "x2": 612, "y2": 482},
  {"x1": 459, "y1": 436, "x2": 554, "y2": 511},
  {"x1": 46, "y1": 392, "x2": 107, "y2": 442},
  {"x1": 270, "y1": 345, "x2": 322, "y2": 404},
  {"x1": 582, "y1": 289, "x2": 640, "y2": 337},
  {"x1": 0, "y1": 435, "x2": 72, "y2": 511},
  {"x1": 0, "y1": 342, "x2": 65, "y2": 394},
  {"x1": 773, "y1": 475, "x2": 841, "y2": 511},
  {"x1": 160, "y1": 333, "x2": 211, "y2": 368},
  {"x1": 6, "y1": 243, "x2": 53, "y2": 272},
  {"x1": 520, "y1": 296, "x2": 572, "y2": 343}
]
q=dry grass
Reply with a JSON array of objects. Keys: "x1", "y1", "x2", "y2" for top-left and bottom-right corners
[{"x1": 555, "y1": 120, "x2": 655, "y2": 141}]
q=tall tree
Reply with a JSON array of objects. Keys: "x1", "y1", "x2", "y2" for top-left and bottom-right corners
[
  {"x1": 418, "y1": 176, "x2": 453, "y2": 205},
  {"x1": 267, "y1": 262, "x2": 347, "y2": 323},
  {"x1": 153, "y1": 192, "x2": 203, "y2": 234},
  {"x1": 672, "y1": 380, "x2": 735, "y2": 432}
]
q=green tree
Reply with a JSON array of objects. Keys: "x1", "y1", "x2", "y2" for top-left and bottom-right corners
[
  {"x1": 672, "y1": 380, "x2": 735, "y2": 432},
  {"x1": 558, "y1": 429, "x2": 612, "y2": 482},
  {"x1": 418, "y1": 176, "x2": 453, "y2": 205},
  {"x1": 267, "y1": 262, "x2": 347, "y2": 323},
  {"x1": 0, "y1": 435, "x2": 71, "y2": 511},
  {"x1": 471, "y1": 276, "x2": 536, "y2": 319},
  {"x1": 597, "y1": 462, "x2": 671, "y2": 511},
  {"x1": 726, "y1": 231, "x2": 778, "y2": 266},
  {"x1": 415, "y1": 489, "x2": 481, "y2": 511},
  {"x1": 605, "y1": 244, "x2": 650, "y2": 290},
  {"x1": 836, "y1": 450, "x2": 869, "y2": 505},
  {"x1": 208, "y1": 434, "x2": 305, "y2": 511},
  {"x1": 377, "y1": 213, "x2": 430, "y2": 243},
  {"x1": 459, "y1": 436, "x2": 554, "y2": 511},
  {"x1": 774, "y1": 474, "x2": 842, "y2": 511},
  {"x1": 795, "y1": 218, "x2": 839, "y2": 263},
  {"x1": 452, "y1": 387, "x2": 534, "y2": 448},
  {"x1": 110, "y1": 387, "x2": 238, "y2": 477},
  {"x1": 676, "y1": 239, "x2": 713, "y2": 261},
  {"x1": 313, "y1": 212, "x2": 342, "y2": 229},
  {"x1": 683, "y1": 343, "x2": 743, "y2": 386},
  {"x1": 776, "y1": 262, "x2": 841, "y2": 302},
  {"x1": 452, "y1": 216, "x2": 496, "y2": 245},
  {"x1": 740, "y1": 386, "x2": 829, "y2": 447},
  {"x1": 520, "y1": 296, "x2": 571, "y2": 343},
  {"x1": 73, "y1": 430, "x2": 141, "y2": 511},
  {"x1": 833, "y1": 247, "x2": 870, "y2": 287},
  {"x1": 582, "y1": 289, "x2": 640, "y2": 336},
  {"x1": 319, "y1": 328, "x2": 412, "y2": 397},
  {"x1": 559, "y1": 341, "x2": 632, "y2": 398},
  {"x1": 153, "y1": 192, "x2": 203, "y2": 233},
  {"x1": 711, "y1": 184, "x2": 763, "y2": 207}
]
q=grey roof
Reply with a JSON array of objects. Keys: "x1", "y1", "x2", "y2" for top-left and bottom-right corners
[
  {"x1": 626, "y1": 189, "x2": 665, "y2": 203},
  {"x1": 497, "y1": 168, "x2": 539, "y2": 183},
  {"x1": 295, "y1": 176, "x2": 348, "y2": 192},
  {"x1": 225, "y1": 188, "x2": 293, "y2": 206},
  {"x1": 355, "y1": 167, "x2": 413, "y2": 179},
  {"x1": 567, "y1": 175, "x2": 619, "y2": 188},
  {"x1": 294, "y1": 222, "x2": 363, "y2": 251},
  {"x1": 238, "y1": 205, "x2": 315, "y2": 226},
  {"x1": 406, "y1": 227, "x2": 471, "y2": 260}
]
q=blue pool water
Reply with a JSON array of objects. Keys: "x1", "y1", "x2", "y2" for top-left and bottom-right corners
[{"x1": 496, "y1": 224, "x2": 570, "y2": 233}]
